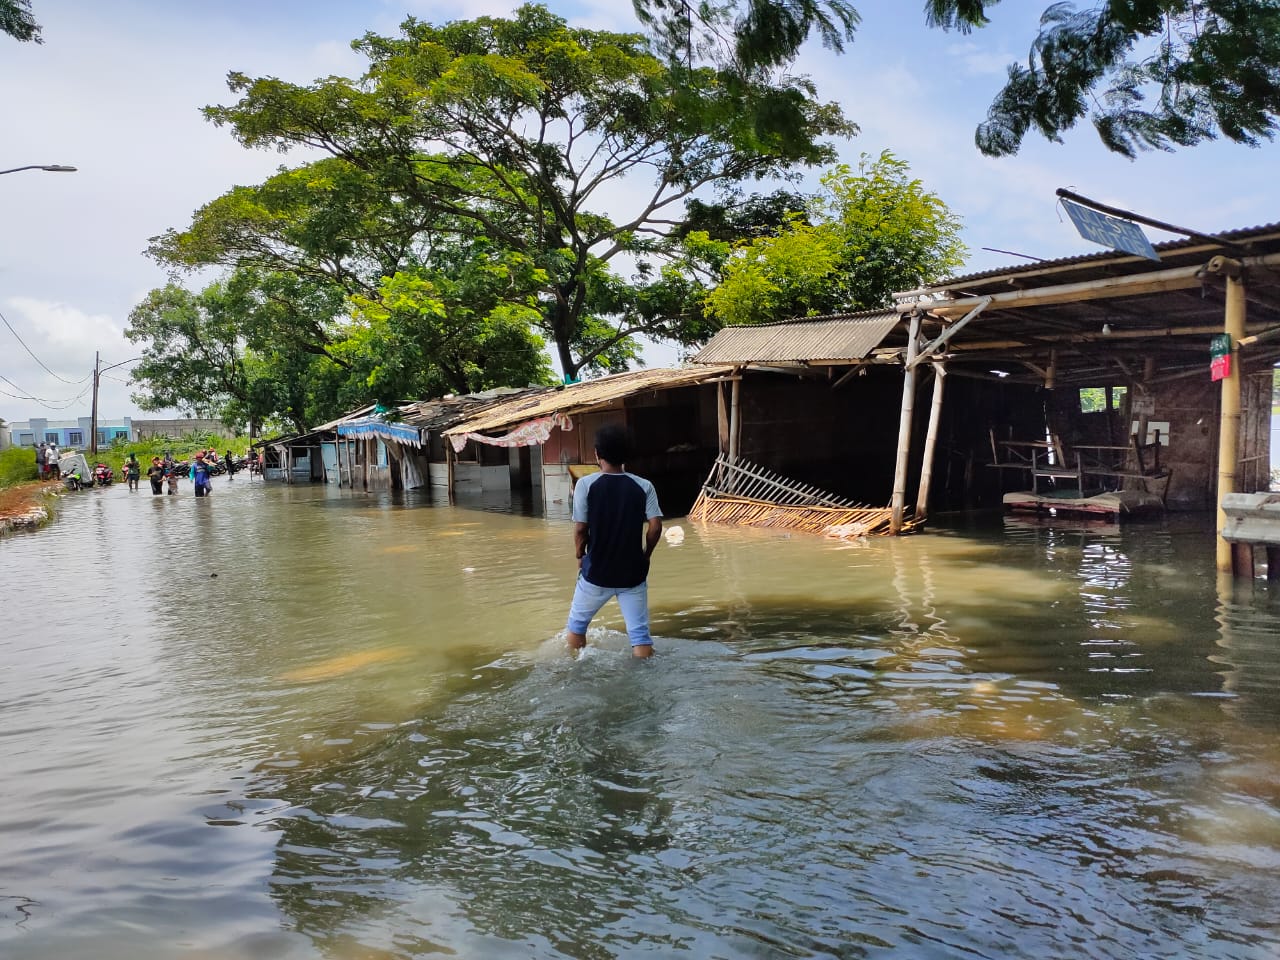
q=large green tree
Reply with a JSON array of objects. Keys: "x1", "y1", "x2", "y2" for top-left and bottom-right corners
[
  {"x1": 124, "y1": 278, "x2": 348, "y2": 434},
  {"x1": 704, "y1": 152, "x2": 965, "y2": 325},
  {"x1": 195, "y1": 3, "x2": 851, "y2": 380}
]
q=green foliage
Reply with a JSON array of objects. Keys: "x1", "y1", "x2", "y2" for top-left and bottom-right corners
[
  {"x1": 0, "y1": 0, "x2": 41, "y2": 43},
  {"x1": 0, "y1": 447, "x2": 39, "y2": 487},
  {"x1": 632, "y1": 0, "x2": 860, "y2": 71},
  {"x1": 934, "y1": 0, "x2": 1280, "y2": 157},
  {"x1": 705, "y1": 151, "x2": 965, "y2": 325},
  {"x1": 631, "y1": 2, "x2": 1280, "y2": 157},
  {"x1": 187, "y1": 2, "x2": 852, "y2": 379},
  {"x1": 125, "y1": 272, "x2": 355, "y2": 434}
]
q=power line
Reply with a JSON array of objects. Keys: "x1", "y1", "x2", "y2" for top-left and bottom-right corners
[
  {"x1": 0, "y1": 305, "x2": 93, "y2": 385},
  {"x1": 0, "y1": 373, "x2": 94, "y2": 410}
]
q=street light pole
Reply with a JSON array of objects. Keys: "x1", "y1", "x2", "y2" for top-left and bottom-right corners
[{"x1": 0, "y1": 164, "x2": 77, "y2": 175}]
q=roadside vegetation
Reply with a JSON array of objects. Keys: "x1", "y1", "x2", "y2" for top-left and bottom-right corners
[{"x1": 1, "y1": 432, "x2": 241, "y2": 491}]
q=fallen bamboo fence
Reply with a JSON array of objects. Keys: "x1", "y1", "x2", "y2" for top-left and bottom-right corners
[{"x1": 688, "y1": 455, "x2": 907, "y2": 537}]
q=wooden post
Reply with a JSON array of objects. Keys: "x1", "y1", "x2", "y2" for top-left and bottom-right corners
[
  {"x1": 446, "y1": 441, "x2": 456, "y2": 504},
  {"x1": 727, "y1": 374, "x2": 742, "y2": 493},
  {"x1": 717, "y1": 381, "x2": 729, "y2": 455},
  {"x1": 914, "y1": 363, "x2": 947, "y2": 523},
  {"x1": 1232, "y1": 542, "x2": 1255, "y2": 580},
  {"x1": 728, "y1": 376, "x2": 741, "y2": 461},
  {"x1": 890, "y1": 311, "x2": 922, "y2": 534},
  {"x1": 1267, "y1": 546, "x2": 1280, "y2": 582},
  {"x1": 1210, "y1": 258, "x2": 1246, "y2": 574}
]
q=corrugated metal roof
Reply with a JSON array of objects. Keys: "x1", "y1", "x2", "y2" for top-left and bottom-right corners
[
  {"x1": 930, "y1": 220, "x2": 1280, "y2": 289},
  {"x1": 399, "y1": 386, "x2": 550, "y2": 431},
  {"x1": 691, "y1": 313, "x2": 900, "y2": 364},
  {"x1": 312, "y1": 404, "x2": 378, "y2": 433},
  {"x1": 444, "y1": 365, "x2": 735, "y2": 437}
]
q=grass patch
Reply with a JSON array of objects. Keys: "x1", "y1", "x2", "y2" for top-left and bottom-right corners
[{"x1": 0, "y1": 447, "x2": 40, "y2": 487}]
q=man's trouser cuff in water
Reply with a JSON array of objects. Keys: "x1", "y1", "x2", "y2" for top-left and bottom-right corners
[{"x1": 566, "y1": 576, "x2": 652, "y2": 646}]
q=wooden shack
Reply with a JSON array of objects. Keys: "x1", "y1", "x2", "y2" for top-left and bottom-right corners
[
  {"x1": 442, "y1": 367, "x2": 735, "y2": 515},
  {"x1": 682, "y1": 221, "x2": 1280, "y2": 555}
]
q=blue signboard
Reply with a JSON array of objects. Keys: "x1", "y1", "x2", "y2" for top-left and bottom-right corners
[{"x1": 1062, "y1": 199, "x2": 1160, "y2": 261}]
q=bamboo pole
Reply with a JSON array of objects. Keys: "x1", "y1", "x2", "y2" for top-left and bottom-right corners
[
  {"x1": 890, "y1": 312, "x2": 922, "y2": 534},
  {"x1": 1211, "y1": 258, "x2": 1247, "y2": 574},
  {"x1": 914, "y1": 363, "x2": 947, "y2": 523},
  {"x1": 727, "y1": 374, "x2": 741, "y2": 493},
  {"x1": 717, "y1": 381, "x2": 729, "y2": 454}
]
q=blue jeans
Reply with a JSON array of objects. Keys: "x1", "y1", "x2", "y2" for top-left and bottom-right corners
[{"x1": 566, "y1": 576, "x2": 652, "y2": 647}]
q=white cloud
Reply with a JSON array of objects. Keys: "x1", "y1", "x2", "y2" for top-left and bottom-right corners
[
  {"x1": 945, "y1": 40, "x2": 1015, "y2": 78},
  {"x1": 6, "y1": 297, "x2": 125, "y2": 352}
]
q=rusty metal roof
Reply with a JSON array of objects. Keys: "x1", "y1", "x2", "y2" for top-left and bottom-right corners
[
  {"x1": 691, "y1": 312, "x2": 901, "y2": 365},
  {"x1": 444, "y1": 365, "x2": 735, "y2": 437},
  {"x1": 399, "y1": 386, "x2": 551, "y2": 431},
  {"x1": 926, "y1": 221, "x2": 1280, "y2": 292}
]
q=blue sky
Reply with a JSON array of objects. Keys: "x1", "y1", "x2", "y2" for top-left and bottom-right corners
[{"x1": 3, "y1": 0, "x2": 1278, "y2": 423}]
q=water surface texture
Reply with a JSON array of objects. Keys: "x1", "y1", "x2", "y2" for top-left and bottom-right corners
[{"x1": 2, "y1": 480, "x2": 1279, "y2": 959}]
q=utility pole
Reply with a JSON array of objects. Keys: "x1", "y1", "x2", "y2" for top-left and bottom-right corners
[
  {"x1": 90, "y1": 351, "x2": 100, "y2": 455},
  {"x1": 88, "y1": 355, "x2": 140, "y2": 455}
]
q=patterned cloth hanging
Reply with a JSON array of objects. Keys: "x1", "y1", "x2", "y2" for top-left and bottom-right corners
[{"x1": 449, "y1": 413, "x2": 573, "y2": 453}]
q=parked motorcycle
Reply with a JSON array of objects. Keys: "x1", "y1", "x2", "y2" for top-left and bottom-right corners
[
  {"x1": 93, "y1": 463, "x2": 114, "y2": 486},
  {"x1": 63, "y1": 471, "x2": 88, "y2": 491}
]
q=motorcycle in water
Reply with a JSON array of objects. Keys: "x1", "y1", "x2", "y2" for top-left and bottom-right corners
[
  {"x1": 93, "y1": 463, "x2": 114, "y2": 486},
  {"x1": 63, "y1": 471, "x2": 88, "y2": 491}
]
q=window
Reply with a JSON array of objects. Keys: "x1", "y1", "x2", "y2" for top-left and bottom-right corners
[
  {"x1": 114, "y1": 431, "x2": 128, "y2": 440},
  {"x1": 45, "y1": 432, "x2": 59, "y2": 443},
  {"x1": 19, "y1": 433, "x2": 33, "y2": 445},
  {"x1": 1078, "y1": 385, "x2": 1128, "y2": 413},
  {"x1": 68, "y1": 431, "x2": 83, "y2": 446}
]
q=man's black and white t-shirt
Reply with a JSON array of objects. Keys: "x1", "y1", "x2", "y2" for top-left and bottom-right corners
[{"x1": 572, "y1": 471, "x2": 662, "y2": 589}]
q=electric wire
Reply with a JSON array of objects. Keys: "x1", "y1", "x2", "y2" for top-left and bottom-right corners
[
  {"x1": 0, "y1": 305, "x2": 93, "y2": 385},
  {"x1": 0, "y1": 373, "x2": 95, "y2": 409}
]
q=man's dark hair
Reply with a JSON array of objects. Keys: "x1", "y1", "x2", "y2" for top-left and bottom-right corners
[{"x1": 594, "y1": 424, "x2": 631, "y2": 466}]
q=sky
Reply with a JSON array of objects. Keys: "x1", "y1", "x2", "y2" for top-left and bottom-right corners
[{"x1": 3, "y1": 0, "x2": 1279, "y2": 426}]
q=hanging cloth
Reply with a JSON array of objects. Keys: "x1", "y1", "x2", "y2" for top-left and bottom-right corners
[{"x1": 449, "y1": 413, "x2": 573, "y2": 453}]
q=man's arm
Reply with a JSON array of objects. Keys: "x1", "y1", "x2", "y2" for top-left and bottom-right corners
[
  {"x1": 644, "y1": 516, "x2": 662, "y2": 557},
  {"x1": 574, "y1": 522, "x2": 589, "y2": 567}
]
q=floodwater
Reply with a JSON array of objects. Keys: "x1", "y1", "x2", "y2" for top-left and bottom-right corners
[{"x1": 2, "y1": 478, "x2": 1279, "y2": 960}]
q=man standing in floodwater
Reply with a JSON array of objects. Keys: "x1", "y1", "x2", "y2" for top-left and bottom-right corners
[{"x1": 565, "y1": 424, "x2": 663, "y2": 658}]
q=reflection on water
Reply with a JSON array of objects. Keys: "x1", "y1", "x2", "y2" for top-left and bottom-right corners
[{"x1": 2, "y1": 482, "x2": 1279, "y2": 959}]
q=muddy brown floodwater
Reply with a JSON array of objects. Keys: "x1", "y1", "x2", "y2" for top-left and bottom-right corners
[{"x1": 2, "y1": 477, "x2": 1279, "y2": 959}]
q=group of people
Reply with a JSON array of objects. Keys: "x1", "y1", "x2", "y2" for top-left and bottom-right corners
[
  {"x1": 34, "y1": 441, "x2": 61, "y2": 480},
  {"x1": 120, "y1": 448, "x2": 259, "y2": 497}
]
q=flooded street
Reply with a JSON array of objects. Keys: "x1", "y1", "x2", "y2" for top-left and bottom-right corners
[{"x1": 2, "y1": 479, "x2": 1280, "y2": 959}]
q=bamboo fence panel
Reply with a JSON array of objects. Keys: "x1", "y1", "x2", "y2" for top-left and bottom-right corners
[{"x1": 689, "y1": 455, "x2": 908, "y2": 537}]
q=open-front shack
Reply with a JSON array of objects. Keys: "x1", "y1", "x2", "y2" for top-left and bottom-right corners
[
  {"x1": 680, "y1": 220, "x2": 1280, "y2": 558},
  {"x1": 442, "y1": 367, "x2": 737, "y2": 515}
]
